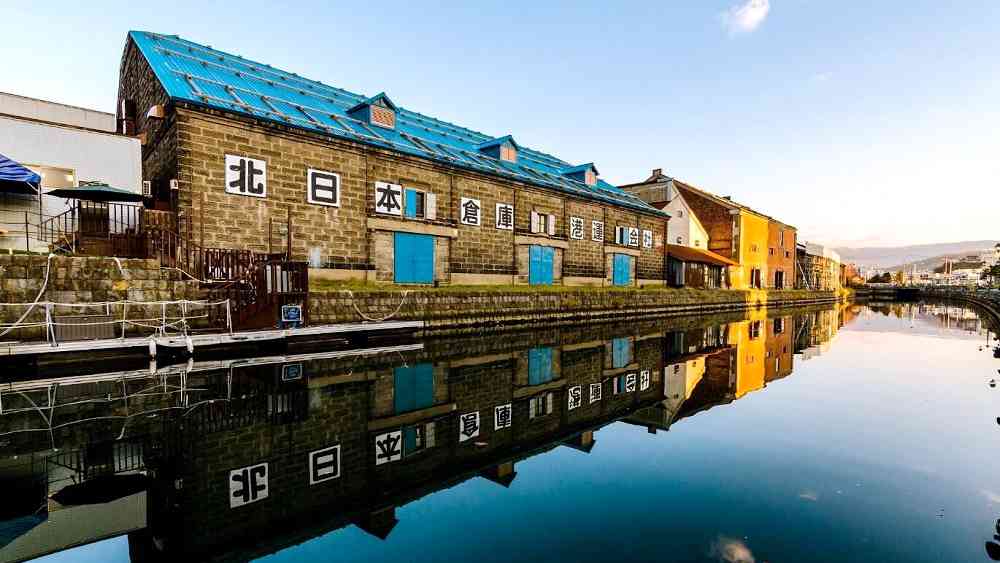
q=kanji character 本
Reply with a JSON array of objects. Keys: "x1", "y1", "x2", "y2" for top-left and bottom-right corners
[
  {"x1": 229, "y1": 463, "x2": 269, "y2": 508},
  {"x1": 568, "y1": 386, "x2": 583, "y2": 410},
  {"x1": 570, "y1": 216, "x2": 584, "y2": 240},
  {"x1": 592, "y1": 220, "x2": 604, "y2": 242},
  {"x1": 589, "y1": 382, "x2": 602, "y2": 404},
  {"x1": 494, "y1": 404, "x2": 512, "y2": 429},
  {"x1": 374, "y1": 182, "x2": 402, "y2": 215},
  {"x1": 461, "y1": 197, "x2": 481, "y2": 226},
  {"x1": 374, "y1": 430, "x2": 403, "y2": 465},
  {"x1": 225, "y1": 154, "x2": 267, "y2": 198},
  {"x1": 459, "y1": 411, "x2": 481, "y2": 442},
  {"x1": 496, "y1": 203, "x2": 514, "y2": 230}
]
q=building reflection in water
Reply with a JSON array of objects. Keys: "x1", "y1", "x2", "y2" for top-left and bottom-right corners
[{"x1": 0, "y1": 303, "x2": 866, "y2": 562}]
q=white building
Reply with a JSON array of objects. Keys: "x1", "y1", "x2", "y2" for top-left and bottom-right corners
[
  {"x1": 659, "y1": 182, "x2": 710, "y2": 249},
  {"x1": 0, "y1": 92, "x2": 141, "y2": 252}
]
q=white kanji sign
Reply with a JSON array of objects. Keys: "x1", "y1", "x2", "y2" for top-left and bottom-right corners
[
  {"x1": 307, "y1": 169, "x2": 340, "y2": 207},
  {"x1": 225, "y1": 154, "x2": 267, "y2": 198},
  {"x1": 570, "y1": 217, "x2": 584, "y2": 240},
  {"x1": 592, "y1": 220, "x2": 605, "y2": 242},
  {"x1": 494, "y1": 404, "x2": 513, "y2": 430},
  {"x1": 642, "y1": 230, "x2": 653, "y2": 249},
  {"x1": 309, "y1": 445, "x2": 341, "y2": 485},
  {"x1": 229, "y1": 462, "x2": 268, "y2": 508},
  {"x1": 495, "y1": 203, "x2": 514, "y2": 230},
  {"x1": 640, "y1": 369, "x2": 651, "y2": 391},
  {"x1": 374, "y1": 182, "x2": 403, "y2": 216},
  {"x1": 459, "y1": 411, "x2": 481, "y2": 443},
  {"x1": 628, "y1": 227, "x2": 640, "y2": 248},
  {"x1": 589, "y1": 382, "x2": 602, "y2": 404},
  {"x1": 460, "y1": 197, "x2": 481, "y2": 226},
  {"x1": 374, "y1": 430, "x2": 403, "y2": 465},
  {"x1": 568, "y1": 386, "x2": 583, "y2": 410},
  {"x1": 624, "y1": 372, "x2": 637, "y2": 393}
]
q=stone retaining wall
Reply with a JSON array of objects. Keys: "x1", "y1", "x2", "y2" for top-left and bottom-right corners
[
  {"x1": 309, "y1": 288, "x2": 845, "y2": 334},
  {"x1": 0, "y1": 255, "x2": 202, "y2": 341}
]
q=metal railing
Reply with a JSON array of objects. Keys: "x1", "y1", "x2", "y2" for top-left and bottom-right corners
[{"x1": 0, "y1": 299, "x2": 233, "y2": 344}]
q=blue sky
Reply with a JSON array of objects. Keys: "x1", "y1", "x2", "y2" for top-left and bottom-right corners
[{"x1": 3, "y1": 1, "x2": 997, "y2": 247}]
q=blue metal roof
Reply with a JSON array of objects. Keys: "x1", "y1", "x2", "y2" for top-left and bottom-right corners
[{"x1": 128, "y1": 31, "x2": 665, "y2": 217}]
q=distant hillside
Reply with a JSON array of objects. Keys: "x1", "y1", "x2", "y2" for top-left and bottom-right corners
[{"x1": 835, "y1": 240, "x2": 998, "y2": 270}]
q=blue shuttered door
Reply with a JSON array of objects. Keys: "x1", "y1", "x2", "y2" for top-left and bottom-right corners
[
  {"x1": 394, "y1": 363, "x2": 434, "y2": 414},
  {"x1": 611, "y1": 337, "x2": 631, "y2": 368},
  {"x1": 528, "y1": 347, "x2": 554, "y2": 385},
  {"x1": 613, "y1": 254, "x2": 633, "y2": 286},
  {"x1": 529, "y1": 245, "x2": 554, "y2": 285},
  {"x1": 394, "y1": 232, "x2": 435, "y2": 284}
]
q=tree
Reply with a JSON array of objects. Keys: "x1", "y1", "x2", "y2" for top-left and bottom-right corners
[
  {"x1": 867, "y1": 272, "x2": 892, "y2": 284},
  {"x1": 983, "y1": 264, "x2": 1000, "y2": 287}
]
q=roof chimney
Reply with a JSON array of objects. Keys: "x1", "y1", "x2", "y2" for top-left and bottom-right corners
[{"x1": 652, "y1": 168, "x2": 662, "y2": 178}]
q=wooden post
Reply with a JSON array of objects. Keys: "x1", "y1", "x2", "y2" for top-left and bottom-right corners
[
  {"x1": 286, "y1": 206, "x2": 292, "y2": 260},
  {"x1": 200, "y1": 193, "x2": 205, "y2": 249},
  {"x1": 268, "y1": 217, "x2": 273, "y2": 254}
]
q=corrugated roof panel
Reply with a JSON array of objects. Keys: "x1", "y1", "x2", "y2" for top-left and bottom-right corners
[{"x1": 128, "y1": 31, "x2": 665, "y2": 217}]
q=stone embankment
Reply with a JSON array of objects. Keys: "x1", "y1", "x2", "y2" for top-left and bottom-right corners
[
  {"x1": 0, "y1": 254, "x2": 850, "y2": 340},
  {"x1": 310, "y1": 287, "x2": 848, "y2": 334}
]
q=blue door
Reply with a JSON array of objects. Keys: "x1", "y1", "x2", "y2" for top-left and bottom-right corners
[
  {"x1": 394, "y1": 232, "x2": 434, "y2": 284},
  {"x1": 528, "y1": 347, "x2": 554, "y2": 385},
  {"x1": 394, "y1": 363, "x2": 434, "y2": 414},
  {"x1": 611, "y1": 338, "x2": 631, "y2": 368},
  {"x1": 613, "y1": 254, "x2": 633, "y2": 286},
  {"x1": 529, "y1": 245, "x2": 554, "y2": 285}
]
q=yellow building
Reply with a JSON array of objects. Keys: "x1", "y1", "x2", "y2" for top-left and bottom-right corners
[{"x1": 731, "y1": 310, "x2": 768, "y2": 398}]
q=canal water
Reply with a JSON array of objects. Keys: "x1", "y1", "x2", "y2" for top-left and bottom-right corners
[{"x1": 1, "y1": 302, "x2": 998, "y2": 563}]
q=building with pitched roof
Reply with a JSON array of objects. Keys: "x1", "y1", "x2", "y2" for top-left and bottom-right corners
[
  {"x1": 116, "y1": 32, "x2": 668, "y2": 287},
  {"x1": 621, "y1": 169, "x2": 796, "y2": 290}
]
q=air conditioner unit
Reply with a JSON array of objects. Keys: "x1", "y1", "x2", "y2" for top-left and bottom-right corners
[
  {"x1": 141, "y1": 181, "x2": 152, "y2": 197},
  {"x1": 170, "y1": 179, "x2": 179, "y2": 191}
]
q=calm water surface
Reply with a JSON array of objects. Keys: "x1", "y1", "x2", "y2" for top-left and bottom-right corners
[{"x1": 3, "y1": 302, "x2": 999, "y2": 563}]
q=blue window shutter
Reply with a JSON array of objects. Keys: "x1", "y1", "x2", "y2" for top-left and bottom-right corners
[{"x1": 405, "y1": 188, "x2": 418, "y2": 218}]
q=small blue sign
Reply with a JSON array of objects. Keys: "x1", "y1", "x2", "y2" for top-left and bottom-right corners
[
  {"x1": 282, "y1": 363, "x2": 303, "y2": 382},
  {"x1": 281, "y1": 305, "x2": 303, "y2": 322}
]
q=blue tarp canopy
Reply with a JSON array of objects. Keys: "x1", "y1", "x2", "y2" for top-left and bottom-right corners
[{"x1": 0, "y1": 153, "x2": 41, "y2": 195}]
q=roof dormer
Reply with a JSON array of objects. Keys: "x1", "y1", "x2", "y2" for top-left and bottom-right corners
[
  {"x1": 346, "y1": 92, "x2": 397, "y2": 129},
  {"x1": 561, "y1": 163, "x2": 599, "y2": 186},
  {"x1": 478, "y1": 135, "x2": 519, "y2": 163}
]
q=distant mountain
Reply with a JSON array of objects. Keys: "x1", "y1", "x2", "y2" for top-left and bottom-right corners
[{"x1": 835, "y1": 240, "x2": 998, "y2": 270}]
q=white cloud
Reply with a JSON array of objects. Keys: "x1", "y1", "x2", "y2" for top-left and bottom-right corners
[
  {"x1": 982, "y1": 490, "x2": 1000, "y2": 504},
  {"x1": 721, "y1": 0, "x2": 771, "y2": 35},
  {"x1": 812, "y1": 72, "x2": 833, "y2": 83}
]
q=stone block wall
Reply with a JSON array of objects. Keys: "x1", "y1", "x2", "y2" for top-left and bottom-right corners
[
  {"x1": 0, "y1": 255, "x2": 201, "y2": 341},
  {"x1": 308, "y1": 287, "x2": 843, "y2": 334}
]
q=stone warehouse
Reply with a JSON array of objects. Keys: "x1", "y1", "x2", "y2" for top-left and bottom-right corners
[{"x1": 117, "y1": 32, "x2": 668, "y2": 287}]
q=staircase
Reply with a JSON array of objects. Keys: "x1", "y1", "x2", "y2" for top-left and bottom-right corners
[{"x1": 39, "y1": 206, "x2": 308, "y2": 331}]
